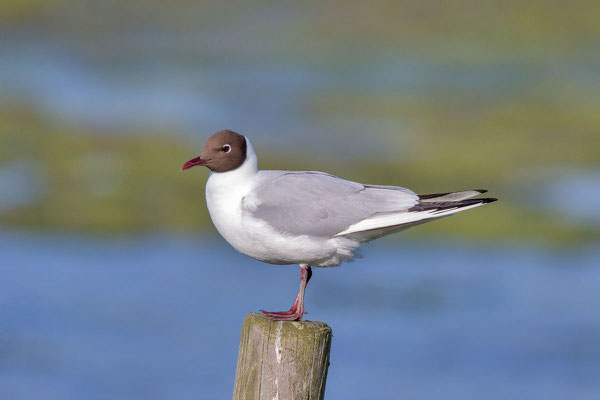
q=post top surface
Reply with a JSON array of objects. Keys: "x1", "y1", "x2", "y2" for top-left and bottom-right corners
[{"x1": 245, "y1": 312, "x2": 332, "y2": 334}]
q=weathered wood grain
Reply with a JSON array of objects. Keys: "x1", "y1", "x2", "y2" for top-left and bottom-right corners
[{"x1": 233, "y1": 312, "x2": 332, "y2": 400}]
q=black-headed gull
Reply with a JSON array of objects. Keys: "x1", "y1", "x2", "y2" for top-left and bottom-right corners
[{"x1": 182, "y1": 130, "x2": 497, "y2": 321}]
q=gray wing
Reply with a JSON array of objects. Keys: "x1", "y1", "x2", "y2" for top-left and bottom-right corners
[{"x1": 243, "y1": 171, "x2": 419, "y2": 237}]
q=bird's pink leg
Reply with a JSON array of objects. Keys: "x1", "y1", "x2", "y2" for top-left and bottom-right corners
[{"x1": 261, "y1": 265, "x2": 312, "y2": 321}]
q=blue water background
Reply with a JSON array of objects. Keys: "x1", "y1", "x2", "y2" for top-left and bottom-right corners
[{"x1": 1, "y1": 230, "x2": 599, "y2": 400}]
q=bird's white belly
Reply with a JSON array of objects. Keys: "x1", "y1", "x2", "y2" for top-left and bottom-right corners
[{"x1": 205, "y1": 177, "x2": 359, "y2": 267}]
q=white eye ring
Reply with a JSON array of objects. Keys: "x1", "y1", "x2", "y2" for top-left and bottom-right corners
[{"x1": 222, "y1": 144, "x2": 231, "y2": 153}]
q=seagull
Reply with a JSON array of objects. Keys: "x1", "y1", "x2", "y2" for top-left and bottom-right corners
[{"x1": 182, "y1": 130, "x2": 497, "y2": 321}]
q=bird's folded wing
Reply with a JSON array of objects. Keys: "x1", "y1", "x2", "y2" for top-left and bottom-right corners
[{"x1": 242, "y1": 171, "x2": 418, "y2": 237}]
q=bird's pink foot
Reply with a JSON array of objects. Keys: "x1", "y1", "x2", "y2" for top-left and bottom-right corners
[{"x1": 261, "y1": 308, "x2": 306, "y2": 321}]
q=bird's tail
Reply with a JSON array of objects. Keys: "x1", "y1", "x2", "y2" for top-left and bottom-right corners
[{"x1": 335, "y1": 189, "x2": 497, "y2": 241}]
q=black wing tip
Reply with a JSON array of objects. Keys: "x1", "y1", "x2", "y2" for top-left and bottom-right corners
[
  {"x1": 480, "y1": 197, "x2": 498, "y2": 204},
  {"x1": 419, "y1": 189, "x2": 488, "y2": 200},
  {"x1": 409, "y1": 197, "x2": 498, "y2": 213}
]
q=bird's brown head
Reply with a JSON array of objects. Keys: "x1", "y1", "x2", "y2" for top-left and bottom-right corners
[{"x1": 181, "y1": 130, "x2": 247, "y2": 173}]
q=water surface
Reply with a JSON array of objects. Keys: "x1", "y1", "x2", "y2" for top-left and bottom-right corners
[{"x1": 1, "y1": 230, "x2": 599, "y2": 399}]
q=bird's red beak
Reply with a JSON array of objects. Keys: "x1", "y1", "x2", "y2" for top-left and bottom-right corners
[{"x1": 181, "y1": 156, "x2": 207, "y2": 171}]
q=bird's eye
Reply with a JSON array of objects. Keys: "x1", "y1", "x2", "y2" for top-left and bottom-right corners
[{"x1": 222, "y1": 144, "x2": 231, "y2": 153}]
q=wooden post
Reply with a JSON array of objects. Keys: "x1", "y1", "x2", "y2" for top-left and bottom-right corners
[{"x1": 233, "y1": 312, "x2": 332, "y2": 400}]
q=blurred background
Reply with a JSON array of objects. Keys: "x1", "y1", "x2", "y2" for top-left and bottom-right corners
[{"x1": 1, "y1": 1, "x2": 599, "y2": 399}]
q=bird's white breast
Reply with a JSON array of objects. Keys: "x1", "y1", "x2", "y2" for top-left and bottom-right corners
[
  {"x1": 205, "y1": 157, "x2": 259, "y2": 256},
  {"x1": 203, "y1": 148, "x2": 291, "y2": 264}
]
